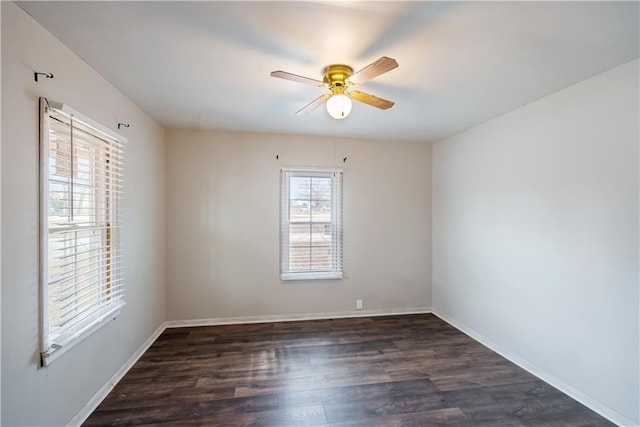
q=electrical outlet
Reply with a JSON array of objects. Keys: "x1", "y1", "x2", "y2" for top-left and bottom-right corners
[{"x1": 356, "y1": 299, "x2": 363, "y2": 310}]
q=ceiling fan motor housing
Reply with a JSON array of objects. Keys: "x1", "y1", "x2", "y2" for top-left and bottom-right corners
[{"x1": 323, "y1": 64, "x2": 353, "y2": 94}]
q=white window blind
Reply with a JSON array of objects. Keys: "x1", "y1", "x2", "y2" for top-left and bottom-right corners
[
  {"x1": 39, "y1": 98, "x2": 126, "y2": 365},
  {"x1": 280, "y1": 168, "x2": 343, "y2": 281}
]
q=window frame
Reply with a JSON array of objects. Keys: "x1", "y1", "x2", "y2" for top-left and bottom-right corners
[
  {"x1": 280, "y1": 167, "x2": 343, "y2": 281},
  {"x1": 39, "y1": 98, "x2": 126, "y2": 366}
]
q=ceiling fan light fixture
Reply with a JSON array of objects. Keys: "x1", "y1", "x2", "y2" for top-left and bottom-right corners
[{"x1": 326, "y1": 94, "x2": 352, "y2": 120}]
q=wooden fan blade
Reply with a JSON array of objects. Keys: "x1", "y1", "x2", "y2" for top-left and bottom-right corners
[
  {"x1": 271, "y1": 71, "x2": 324, "y2": 87},
  {"x1": 348, "y1": 91, "x2": 395, "y2": 109},
  {"x1": 295, "y1": 94, "x2": 331, "y2": 115},
  {"x1": 347, "y1": 56, "x2": 398, "y2": 85}
]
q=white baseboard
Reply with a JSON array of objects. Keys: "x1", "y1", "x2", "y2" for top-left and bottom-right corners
[
  {"x1": 165, "y1": 306, "x2": 432, "y2": 328},
  {"x1": 431, "y1": 309, "x2": 638, "y2": 427},
  {"x1": 67, "y1": 323, "x2": 167, "y2": 427}
]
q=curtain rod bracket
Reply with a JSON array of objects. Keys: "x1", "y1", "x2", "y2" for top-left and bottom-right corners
[{"x1": 34, "y1": 71, "x2": 54, "y2": 82}]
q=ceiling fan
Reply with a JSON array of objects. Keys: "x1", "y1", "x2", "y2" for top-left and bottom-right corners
[{"x1": 270, "y1": 56, "x2": 398, "y2": 120}]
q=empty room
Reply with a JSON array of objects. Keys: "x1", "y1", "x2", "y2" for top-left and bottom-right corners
[{"x1": 1, "y1": 1, "x2": 639, "y2": 426}]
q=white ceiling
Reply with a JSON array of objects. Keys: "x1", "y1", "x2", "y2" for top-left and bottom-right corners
[{"x1": 18, "y1": 1, "x2": 639, "y2": 143}]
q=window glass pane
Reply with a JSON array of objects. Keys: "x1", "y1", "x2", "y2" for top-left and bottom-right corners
[
  {"x1": 72, "y1": 182, "x2": 97, "y2": 222},
  {"x1": 290, "y1": 177, "x2": 311, "y2": 200},
  {"x1": 311, "y1": 247, "x2": 331, "y2": 270},
  {"x1": 311, "y1": 224, "x2": 332, "y2": 246},
  {"x1": 73, "y1": 132, "x2": 106, "y2": 223},
  {"x1": 310, "y1": 177, "x2": 331, "y2": 200},
  {"x1": 49, "y1": 184, "x2": 71, "y2": 220},
  {"x1": 289, "y1": 247, "x2": 310, "y2": 271},
  {"x1": 311, "y1": 201, "x2": 331, "y2": 222},
  {"x1": 49, "y1": 115, "x2": 73, "y2": 181},
  {"x1": 289, "y1": 224, "x2": 311, "y2": 247},
  {"x1": 290, "y1": 200, "x2": 310, "y2": 222}
]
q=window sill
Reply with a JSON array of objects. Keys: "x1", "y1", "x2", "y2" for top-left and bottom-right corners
[
  {"x1": 41, "y1": 301, "x2": 125, "y2": 367},
  {"x1": 281, "y1": 272, "x2": 343, "y2": 281}
]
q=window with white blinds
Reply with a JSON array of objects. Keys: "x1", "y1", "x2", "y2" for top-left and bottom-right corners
[
  {"x1": 39, "y1": 98, "x2": 126, "y2": 365},
  {"x1": 280, "y1": 168, "x2": 343, "y2": 281}
]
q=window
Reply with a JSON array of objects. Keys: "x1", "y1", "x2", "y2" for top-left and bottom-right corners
[
  {"x1": 280, "y1": 168, "x2": 343, "y2": 280},
  {"x1": 39, "y1": 98, "x2": 126, "y2": 365}
]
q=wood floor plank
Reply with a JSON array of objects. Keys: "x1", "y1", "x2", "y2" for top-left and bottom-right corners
[
  {"x1": 325, "y1": 407, "x2": 469, "y2": 427},
  {"x1": 83, "y1": 314, "x2": 615, "y2": 426}
]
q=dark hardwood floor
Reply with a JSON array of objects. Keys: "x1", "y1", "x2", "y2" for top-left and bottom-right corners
[{"x1": 84, "y1": 314, "x2": 614, "y2": 426}]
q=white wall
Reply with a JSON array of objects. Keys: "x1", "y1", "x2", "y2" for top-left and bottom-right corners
[
  {"x1": 165, "y1": 130, "x2": 431, "y2": 321},
  {"x1": 433, "y1": 60, "x2": 639, "y2": 424},
  {"x1": 1, "y1": 3, "x2": 166, "y2": 425}
]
